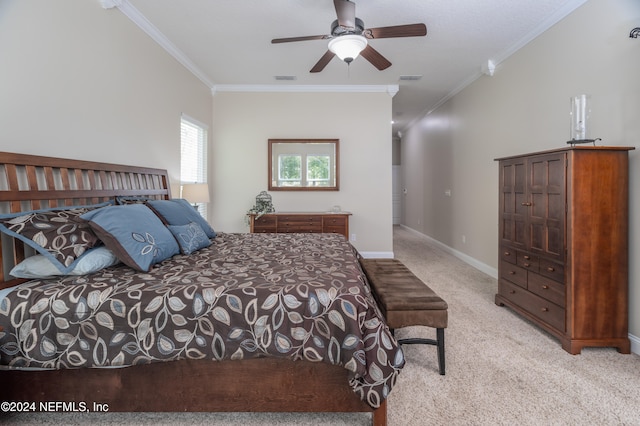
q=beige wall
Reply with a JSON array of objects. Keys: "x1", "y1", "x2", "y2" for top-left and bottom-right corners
[
  {"x1": 401, "y1": 0, "x2": 640, "y2": 348},
  {"x1": 211, "y1": 91, "x2": 394, "y2": 256},
  {"x1": 0, "y1": 0, "x2": 213, "y2": 190}
]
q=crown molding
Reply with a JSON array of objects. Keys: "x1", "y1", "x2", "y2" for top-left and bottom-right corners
[
  {"x1": 100, "y1": 0, "x2": 215, "y2": 88},
  {"x1": 100, "y1": 1, "x2": 400, "y2": 98},
  {"x1": 212, "y1": 84, "x2": 399, "y2": 97}
]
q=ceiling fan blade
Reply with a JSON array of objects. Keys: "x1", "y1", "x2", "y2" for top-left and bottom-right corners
[
  {"x1": 272, "y1": 35, "x2": 330, "y2": 44},
  {"x1": 360, "y1": 45, "x2": 392, "y2": 70},
  {"x1": 334, "y1": 0, "x2": 356, "y2": 29},
  {"x1": 310, "y1": 50, "x2": 336, "y2": 73},
  {"x1": 364, "y1": 23, "x2": 427, "y2": 39}
]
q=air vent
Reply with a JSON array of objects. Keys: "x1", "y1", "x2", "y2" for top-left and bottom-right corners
[
  {"x1": 275, "y1": 75, "x2": 297, "y2": 81},
  {"x1": 399, "y1": 75, "x2": 422, "y2": 81}
]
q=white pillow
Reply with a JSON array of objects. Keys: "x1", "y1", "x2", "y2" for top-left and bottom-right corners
[{"x1": 10, "y1": 246, "x2": 120, "y2": 279}]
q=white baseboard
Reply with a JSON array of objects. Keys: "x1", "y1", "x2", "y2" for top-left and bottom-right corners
[
  {"x1": 630, "y1": 333, "x2": 640, "y2": 355},
  {"x1": 398, "y1": 225, "x2": 639, "y2": 356},
  {"x1": 399, "y1": 225, "x2": 498, "y2": 279},
  {"x1": 359, "y1": 251, "x2": 394, "y2": 259}
]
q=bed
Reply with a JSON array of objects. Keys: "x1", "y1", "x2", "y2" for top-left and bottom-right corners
[{"x1": 0, "y1": 152, "x2": 403, "y2": 425}]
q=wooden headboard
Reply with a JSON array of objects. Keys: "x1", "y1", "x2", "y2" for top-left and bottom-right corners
[{"x1": 0, "y1": 151, "x2": 171, "y2": 286}]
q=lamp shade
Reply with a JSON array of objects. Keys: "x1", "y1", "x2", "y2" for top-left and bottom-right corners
[
  {"x1": 181, "y1": 183, "x2": 210, "y2": 203},
  {"x1": 328, "y1": 34, "x2": 368, "y2": 62}
]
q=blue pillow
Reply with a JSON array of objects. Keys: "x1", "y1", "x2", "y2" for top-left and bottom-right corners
[
  {"x1": 10, "y1": 246, "x2": 120, "y2": 279},
  {"x1": 146, "y1": 199, "x2": 216, "y2": 238},
  {"x1": 0, "y1": 202, "x2": 112, "y2": 274},
  {"x1": 167, "y1": 222, "x2": 212, "y2": 255},
  {"x1": 81, "y1": 204, "x2": 180, "y2": 272}
]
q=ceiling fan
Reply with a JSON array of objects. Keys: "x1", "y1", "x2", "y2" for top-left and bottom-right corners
[{"x1": 271, "y1": 0, "x2": 427, "y2": 73}]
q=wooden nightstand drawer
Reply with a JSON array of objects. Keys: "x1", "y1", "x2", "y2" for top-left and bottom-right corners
[
  {"x1": 324, "y1": 226, "x2": 346, "y2": 236},
  {"x1": 253, "y1": 226, "x2": 276, "y2": 233},
  {"x1": 253, "y1": 215, "x2": 277, "y2": 232},
  {"x1": 279, "y1": 215, "x2": 322, "y2": 224},
  {"x1": 280, "y1": 224, "x2": 323, "y2": 233},
  {"x1": 254, "y1": 215, "x2": 276, "y2": 226},
  {"x1": 323, "y1": 216, "x2": 346, "y2": 227},
  {"x1": 248, "y1": 212, "x2": 350, "y2": 238}
]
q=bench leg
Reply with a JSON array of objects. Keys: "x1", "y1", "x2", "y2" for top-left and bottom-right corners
[
  {"x1": 395, "y1": 328, "x2": 446, "y2": 375},
  {"x1": 437, "y1": 327, "x2": 445, "y2": 375}
]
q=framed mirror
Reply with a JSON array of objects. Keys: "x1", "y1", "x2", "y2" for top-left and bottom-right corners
[{"x1": 268, "y1": 139, "x2": 339, "y2": 191}]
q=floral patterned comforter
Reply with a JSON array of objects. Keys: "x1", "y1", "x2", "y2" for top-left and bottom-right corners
[{"x1": 0, "y1": 232, "x2": 404, "y2": 407}]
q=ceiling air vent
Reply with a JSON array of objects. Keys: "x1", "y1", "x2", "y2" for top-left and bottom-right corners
[
  {"x1": 399, "y1": 75, "x2": 422, "y2": 81},
  {"x1": 275, "y1": 75, "x2": 297, "y2": 81}
]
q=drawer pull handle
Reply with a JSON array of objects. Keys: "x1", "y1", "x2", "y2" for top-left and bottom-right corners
[
  {"x1": 504, "y1": 251, "x2": 511, "y2": 256},
  {"x1": 509, "y1": 290, "x2": 515, "y2": 294},
  {"x1": 524, "y1": 263, "x2": 530, "y2": 267},
  {"x1": 523, "y1": 255, "x2": 530, "y2": 260},
  {"x1": 547, "y1": 267, "x2": 555, "y2": 272},
  {"x1": 509, "y1": 271, "x2": 516, "y2": 275},
  {"x1": 541, "y1": 307, "x2": 549, "y2": 312},
  {"x1": 542, "y1": 285, "x2": 549, "y2": 290},
  {"x1": 521, "y1": 202, "x2": 532, "y2": 206}
]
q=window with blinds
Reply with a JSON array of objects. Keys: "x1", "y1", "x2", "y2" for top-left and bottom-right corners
[{"x1": 180, "y1": 114, "x2": 208, "y2": 217}]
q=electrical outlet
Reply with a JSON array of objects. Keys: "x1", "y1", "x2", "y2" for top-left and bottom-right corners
[
  {"x1": 351, "y1": 233, "x2": 356, "y2": 242},
  {"x1": 462, "y1": 235, "x2": 466, "y2": 244}
]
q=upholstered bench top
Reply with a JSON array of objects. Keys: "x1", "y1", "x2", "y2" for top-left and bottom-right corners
[{"x1": 360, "y1": 258, "x2": 448, "y2": 329}]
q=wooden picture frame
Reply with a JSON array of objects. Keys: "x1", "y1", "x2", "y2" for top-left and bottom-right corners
[{"x1": 268, "y1": 139, "x2": 339, "y2": 191}]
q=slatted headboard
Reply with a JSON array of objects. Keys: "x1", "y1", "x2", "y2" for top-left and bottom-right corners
[{"x1": 0, "y1": 151, "x2": 171, "y2": 286}]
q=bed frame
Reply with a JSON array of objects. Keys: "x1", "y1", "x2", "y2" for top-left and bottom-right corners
[{"x1": 0, "y1": 152, "x2": 385, "y2": 425}]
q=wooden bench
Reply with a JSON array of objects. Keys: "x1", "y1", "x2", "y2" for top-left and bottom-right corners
[{"x1": 359, "y1": 258, "x2": 448, "y2": 375}]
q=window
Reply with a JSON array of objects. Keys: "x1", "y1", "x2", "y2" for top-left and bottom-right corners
[
  {"x1": 306, "y1": 155, "x2": 330, "y2": 186},
  {"x1": 276, "y1": 154, "x2": 331, "y2": 187},
  {"x1": 278, "y1": 154, "x2": 302, "y2": 186},
  {"x1": 180, "y1": 114, "x2": 208, "y2": 217}
]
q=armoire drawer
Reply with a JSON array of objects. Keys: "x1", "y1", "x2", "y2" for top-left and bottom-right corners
[
  {"x1": 499, "y1": 280, "x2": 565, "y2": 332},
  {"x1": 500, "y1": 260, "x2": 528, "y2": 288},
  {"x1": 539, "y1": 258, "x2": 564, "y2": 283},
  {"x1": 528, "y1": 272, "x2": 565, "y2": 307},
  {"x1": 517, "y1": 252, "x2": 539, "y2": 272},
  {"x1": 500, "y1": 248, "x2": 517, "y2": 264}
]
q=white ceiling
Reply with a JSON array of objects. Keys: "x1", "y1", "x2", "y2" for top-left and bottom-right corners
[{"x1": 113, "y1": 0, "x2": 589, "y2": 135}]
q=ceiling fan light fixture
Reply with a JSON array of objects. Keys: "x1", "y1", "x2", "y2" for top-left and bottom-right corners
[{"x1": 328, "y1": 34, "x2": 368, "y2": 63}]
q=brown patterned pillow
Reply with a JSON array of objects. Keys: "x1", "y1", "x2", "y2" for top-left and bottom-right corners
[{"x1": 0, "y1": 202, "x2": 112, "y2": 273}]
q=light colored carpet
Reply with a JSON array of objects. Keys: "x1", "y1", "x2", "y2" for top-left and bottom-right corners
[{"x1": 3, "y1": 226, "x2": 639, "y2": 425}]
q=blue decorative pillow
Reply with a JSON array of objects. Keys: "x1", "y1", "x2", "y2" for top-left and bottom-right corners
[
  {"x1": 81, "y1": 204, "x2": 180, "y2": 272},
  {"x1": 0, "y1": 202, "x2": 112, "y2": 274},
  {"x1": 167, "y1": 222, "x2": 212, "y2": 255},
  {"x1": 146, "y1": 199, "x2": 216, "y2": 238},
  {"x1": 10, "y1": 246, "x2": 120, "y2": 279}
]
